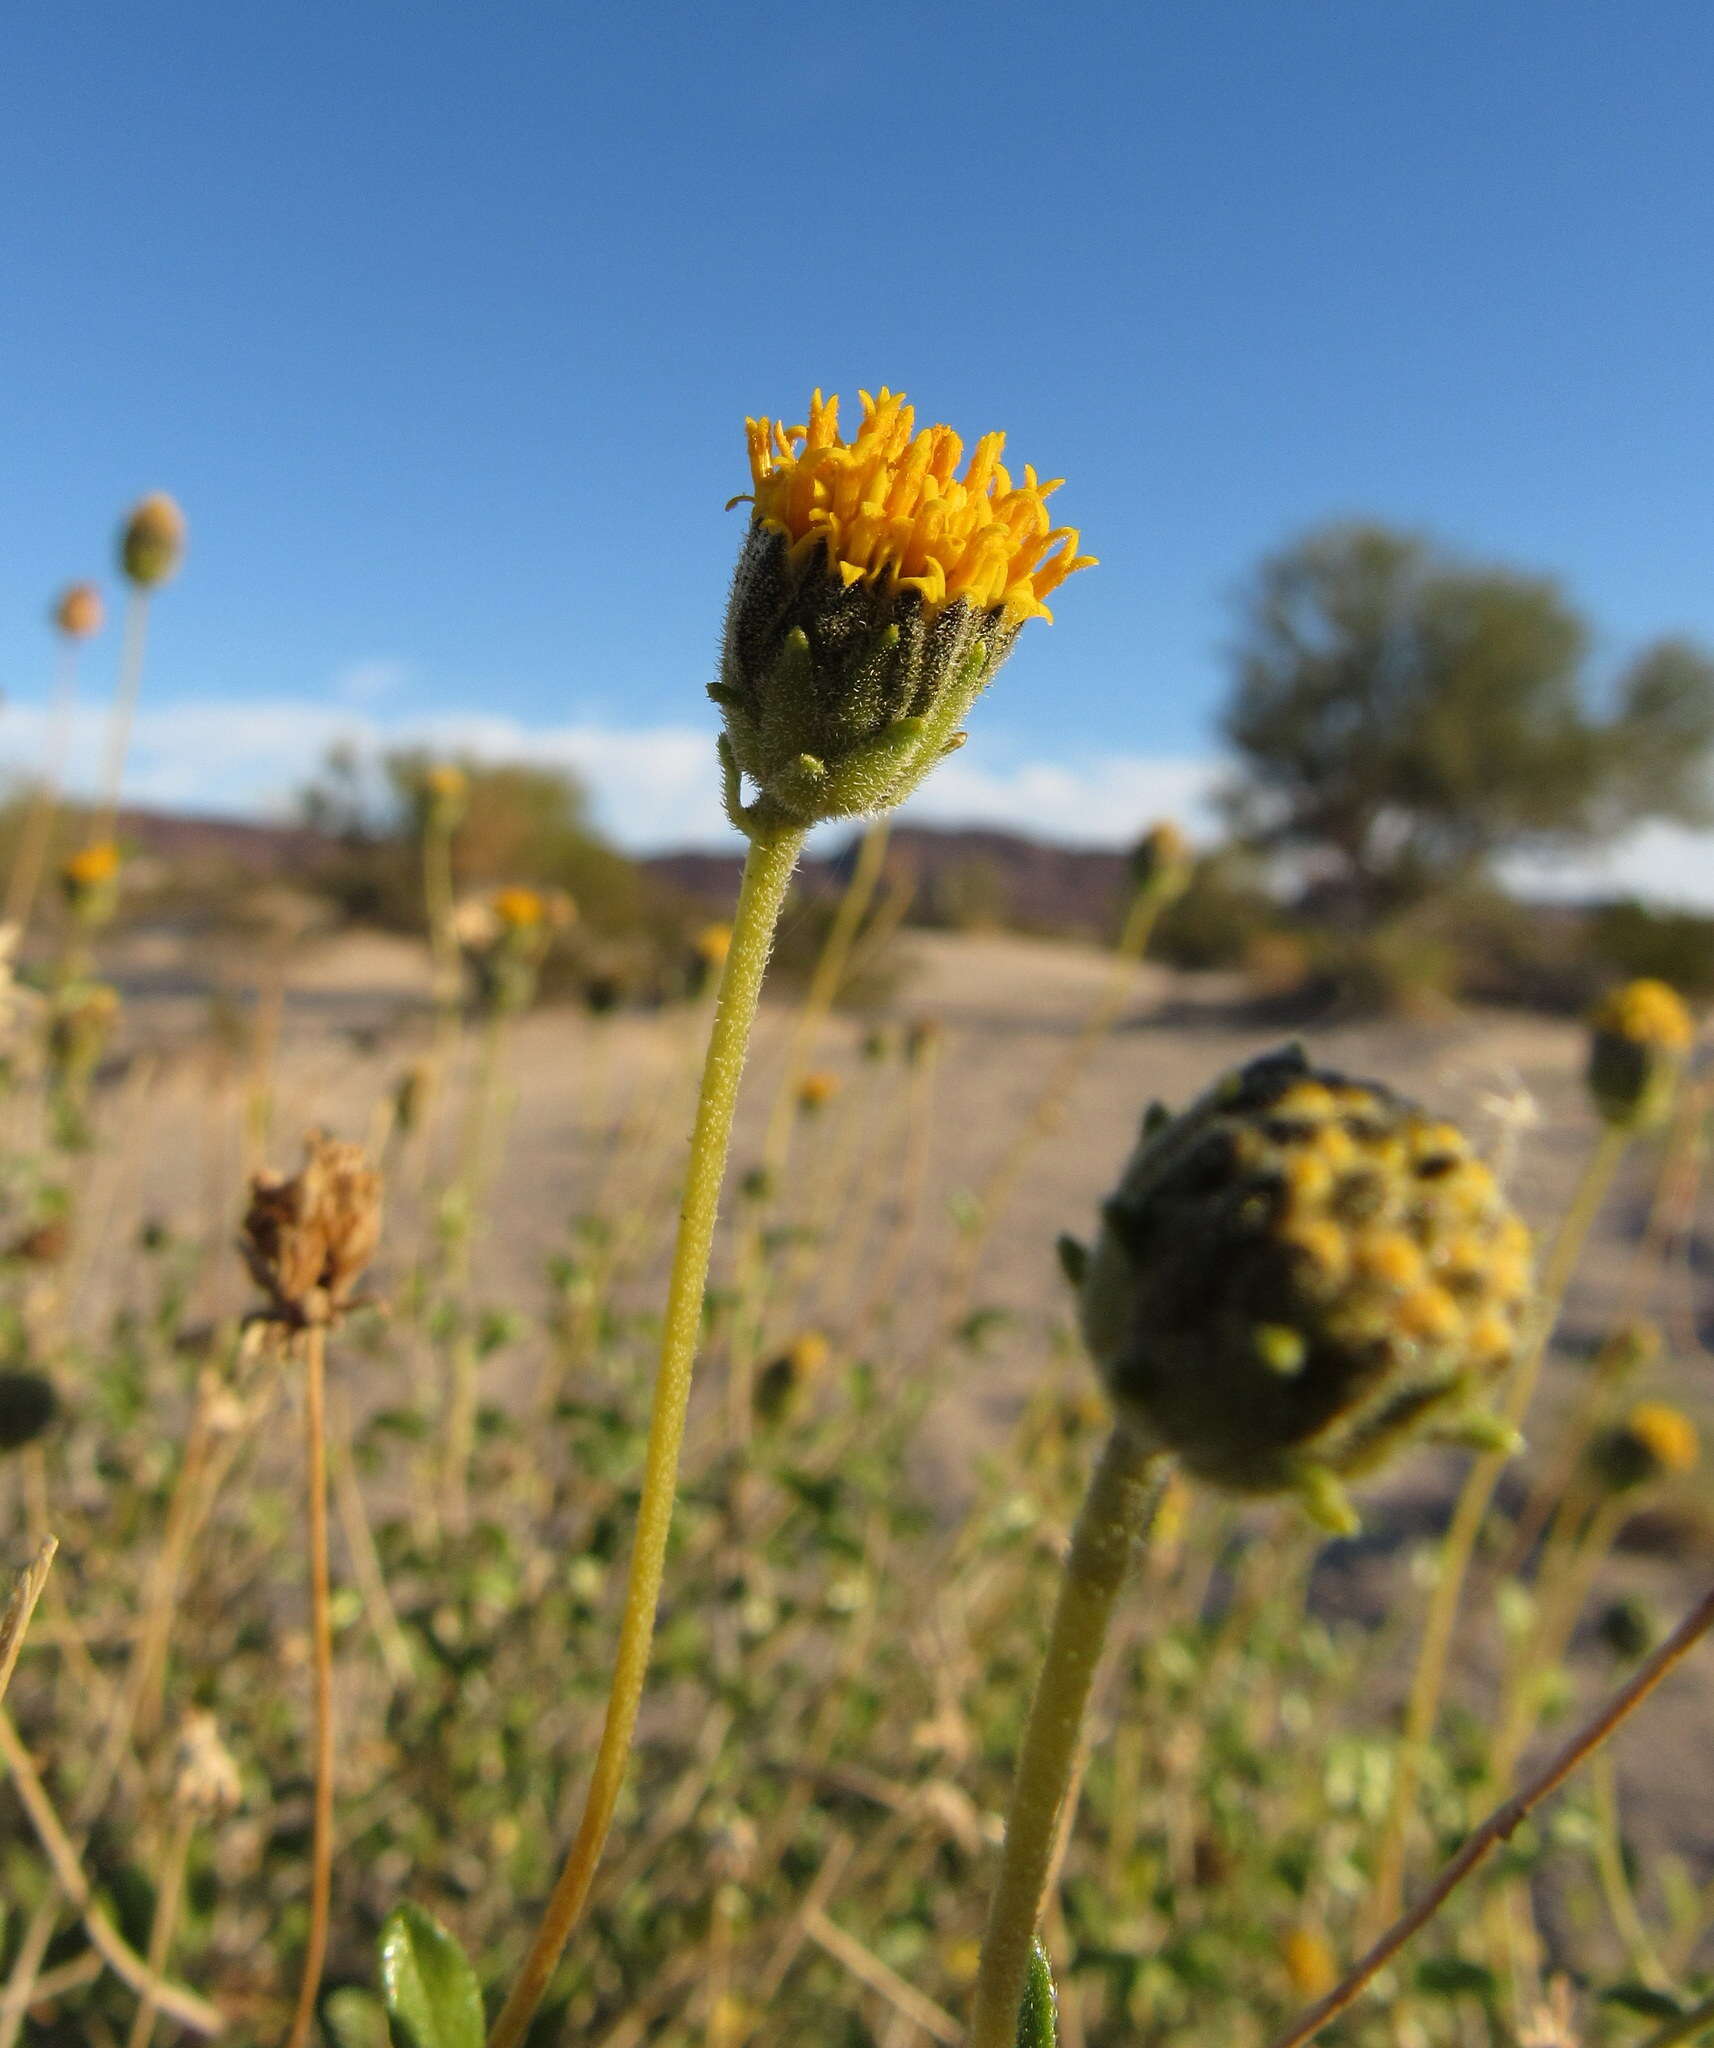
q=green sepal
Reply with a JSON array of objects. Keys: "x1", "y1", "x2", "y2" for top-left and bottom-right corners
[{"x1": 1291, "y1": 1461, "x2": 1360, "y2": 1537}]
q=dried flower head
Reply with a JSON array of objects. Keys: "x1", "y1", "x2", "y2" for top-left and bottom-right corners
[
  {"x1": 1066, "y1": 1045, "x2": 1535, "y2": 1533},
  {"x1": 53, "y1": 583, "x2": 104, "y2": 640},
  {"x1": 173, "y1": 1710, "x2": 244, "y2": 1819},
  {"x1": 714, "y1": 389, "x2": 1094, "y2": 835},
  {"x1": 240, "y1": 1131, "x2": 382, "y2": 1328},
  {"x1": 1587, "y1": 979, "x2": 1694, "y2": 1130},
  {"x1": 119, "y1": 492, "x2": 186, "y2": 589}
]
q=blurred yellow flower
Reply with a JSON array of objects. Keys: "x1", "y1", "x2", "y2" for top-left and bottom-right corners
[
  {"x1": 1591, "y1": 978, "x2": 1693, "y2": 1051},
  {"x1": 796, "y1": 1070, "x2": 841, "y2": 1112},
  {"x1": 54, "y1": 583, "x2": 103, "y2": 639},
  {"x1": 1627, "y1": 1400, "x2": 1699, "y2": 1476},
  {"x1": 695, "y1": 922, "x2": 732, "y2": 967},
  {"x1": 1281, "y1": 1925, "x2": 1338, "y2": 1998},
  {"x1": 64, "y1": 841, "x2": 121, "y2": 889},
  {"x1": 492, "y1": 887, "x2": 545, "y2": 931}
]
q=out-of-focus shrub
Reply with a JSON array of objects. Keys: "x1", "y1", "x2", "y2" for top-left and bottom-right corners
[
  {"x1": 1588, "y1": 898, "x2": 1714, "y2": 1003},
  {"x1": 1148, "y1": 849, "x2": 1279, "y2": 970}
]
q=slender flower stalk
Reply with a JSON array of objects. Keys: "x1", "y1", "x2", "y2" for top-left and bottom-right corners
[
  {"x1": 968, "y1": 1426, "x2": 1169, "y2": 2048},
  {"x1": 91, "y1": 494, "x2": 184, "y2": 848},
  {"x1": 3, "y1": 585, "x2": 103, "y2": 938},
  {"x1": 488, "y1": 822, "x2": 802, "y2": 2045},
  {"x1": 489, "y1": 387, "x2": 1091, "y2": 2048}
]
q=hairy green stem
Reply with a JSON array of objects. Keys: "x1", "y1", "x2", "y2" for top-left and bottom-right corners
[
  {"x1": 487, "y1": 823, "x2": 803, "y2": 2048},
  {"x1": 968, "y1": 1426, "x2": 1168, "y2": 2048}
]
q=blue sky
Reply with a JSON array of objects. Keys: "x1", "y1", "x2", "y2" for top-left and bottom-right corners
[{"x1": 4, "y1": 1, "x2": 1713, "y2": 880}]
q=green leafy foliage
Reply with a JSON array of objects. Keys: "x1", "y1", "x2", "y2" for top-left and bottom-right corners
[{"x1": 380, "y1": 1902, "x2": 485, "y2": 2048}]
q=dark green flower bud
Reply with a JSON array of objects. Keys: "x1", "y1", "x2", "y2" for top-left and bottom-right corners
[
  {"x1": 0, "y1": 1371, "x2": 58, "y2": 1451},
  {"x1": 119, "y1": 493, "x2": 186, "y2": 589},
  {"x1": 1588, "y1": 1401, "x2": 1699, "y2": 1492},
  {"x1": 1595, "y1": 1594, "x2": 1658, "y2": 1663},
  {"x1": 1070, "y1": 1045, "x2": 1535, "y2": 1533},
  {"x1": 713, "y1": 390, "x2": 1092, "y2": 838},
  {"x1": 1127, "y1": 820, "x2": 1192, "y2": 902},
  {"x1": 1586, "y1": 980, "x2": 1693, "y2": 1131}
]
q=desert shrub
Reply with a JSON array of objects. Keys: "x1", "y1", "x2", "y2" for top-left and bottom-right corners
[{"x1": 1589, "y1": 897, "x2": 1714, "y2": 1002}]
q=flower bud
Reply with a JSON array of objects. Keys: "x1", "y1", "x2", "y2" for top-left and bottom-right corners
[
  {"x1": 47, "y1": 980, "x2": 120, "y2": 1088},
  {"x1": 0, "y1": 1371, "x2": 58, "y2": 1452},
  {"x1": 53, "y1": 583, "x2": 103, "y2": 640},
  {"x1": 1588, "y1": 1401, "x2": 1699, "y2": 1492},
  {"x1": 1128, "y1": 820, "x2": 1192, "y2": 902},
  {"x1": 240, "y1": 1131, "x2": 383, "y2": 1328},
  {"x1": 714, "y1": 390, "x2": 1094, "y2": 836},
  {"x1": 119, "y1": 493, "x2": 186, "y2": 589},
  {"x1": 414, "y1": 762, "x2": 468, "y2": 833},
  {"x1": 754, "y1": 1330, "x2": 829, "y2": 1425},
  {"x1": 1067, "y1": 1045, "x2": 1535, "y2": 1533},
  {"x1": 1595, "y1": 1594, "x2": 1658, "y2": 1663},
  {"x1": 796, "y1": 1070, "x2": 841, "y2": 1114},
  {"x1": 1586, "y1": 980, "x2": 1693, "y2": 1131},
  {"x1": 1590, "y1": 1318, "x2": 1662, "y2": 1386}
]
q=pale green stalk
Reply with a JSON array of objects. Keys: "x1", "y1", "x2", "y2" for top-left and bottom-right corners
[
  {"x1": 968, "y1": 1426, "x2": 1168, "y2": 2048},
  {"x1": 487, "y1": 823, "x2": 803, "y2": 2048}
]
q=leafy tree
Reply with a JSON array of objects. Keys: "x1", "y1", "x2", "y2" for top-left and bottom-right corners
[{"x1": 1222, "y1": 523, "x2": 1714, "y2": 912}]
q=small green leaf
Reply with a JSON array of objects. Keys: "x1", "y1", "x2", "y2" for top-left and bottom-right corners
[
  {"x1": 1597, "y1": 1982, "x2": 1685, "y2": 2020},
  {"x1": 1015, "y1": 1940, "x2": 1058, "y2": 2048},
  {"x1": 379, "y1": 1901, "x2": 484, "y2": 2048},
  {"x1": 1413, "y1": 1955, "x2": 1498, "y2": 2000},
  {"x1": 323, "y1": 1987, "x2": 393, "y2": 2048}
]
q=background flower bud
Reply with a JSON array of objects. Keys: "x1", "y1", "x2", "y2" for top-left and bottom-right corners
[
  {"x1": 1586, "y1": 979, "x2": 1693, "y2": 1130},
  {"x1": 1070, "y1": 1045, "x2": 1534, "y2": 1530},
  {"x1": 53, "y1": 582, "x2": 103, "y2": 639},
  {"x1": 119, "y1": 492, "x2": 186, "y2": 589}
]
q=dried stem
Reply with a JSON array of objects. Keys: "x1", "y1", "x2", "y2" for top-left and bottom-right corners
[
  {"x1": 284, "y1": 1324, "x2": 334, "y2": 2048},
  {"x1": 0, "y1": 1709, "x2": 224, "y2": 2036},
  {"x1": 1267, "y1": 1573, "x2": 1714, "y2": 2048}
]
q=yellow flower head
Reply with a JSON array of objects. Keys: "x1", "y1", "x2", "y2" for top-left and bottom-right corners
[
  {"x1": 424, "y1": 763, "x2": 467, "y2": 803},
  {"x1": 491, "y1": 887, "x2": 545, "y2": 931},
  {"x1": 1281, "y1": 1927, "x2": 1338, "y2": 1999},
  {"x1": 695, "y1": 922, "x2": 733, "y2": 967},
  {"x1": 796, "y1": 1070, "x2": 841, "y2": 1112},
  {"x1": 1627, "y1": 1401, "x2": 1699, "y2": 1476},
  {"x1": 64, "y1": 841, "x2": 121, "y2": 889},
  {"x1": 715, "y1": 389, "x2": 1094, "y2": 835},
  {"x1": 738, "y1": 388, "x2": 1094, "y2": 625},
  {"x1": 1592, "y1": 979, "x2": 1694, "y2": 1051}
]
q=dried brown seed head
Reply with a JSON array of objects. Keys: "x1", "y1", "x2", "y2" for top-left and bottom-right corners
[{"x1": 239, "y1": 1131, "x2": 383, "y2": 1327}]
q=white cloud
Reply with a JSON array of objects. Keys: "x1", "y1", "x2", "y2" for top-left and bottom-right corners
[{"x1": 2, "y1": 687, "x2": 1712, "y2": 908}]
